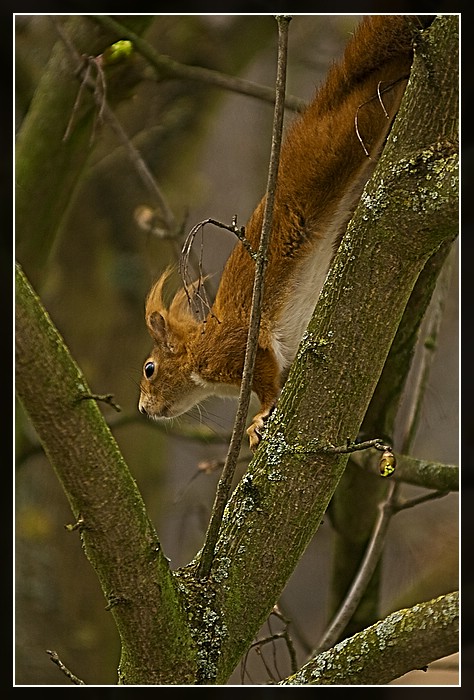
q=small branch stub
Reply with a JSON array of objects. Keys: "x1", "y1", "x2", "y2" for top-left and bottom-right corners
[
  {"x1": 323, "y1": 438, "x2": 397, "y2": 477},
  {"x1": 78, "y1": 392, "x2": 122, "y2": 412},
  {"x1": 64, "y1": 516, "x2": 85, "y2": 532},
  {"x1": 46, "y1": 650, "x2": 85, "y2": 685}
]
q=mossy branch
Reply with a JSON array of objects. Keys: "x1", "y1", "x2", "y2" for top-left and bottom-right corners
[
  {"x1": 15, "y1": 263, "x2": 197, "y2": 685},
  {"x1": 199, "y1": 17, "x2": 458, "y2": 681},
  {"x1": 352, "y1": 449, "x2": 458, "y2": 491},
  {"x1": 15, "y1": 16, "x2": 154, "y2": 286},
  {"x1": 280, "y1": 591, "x2": 459, "y2": 685}
]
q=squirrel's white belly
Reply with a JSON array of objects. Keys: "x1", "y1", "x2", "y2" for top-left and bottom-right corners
[
  {"x1": 270, "y1": 159, "x2": 377, "y2": 375},
  {"x1": 270, "y1": 231, "x2": 335, "y2": 374}
]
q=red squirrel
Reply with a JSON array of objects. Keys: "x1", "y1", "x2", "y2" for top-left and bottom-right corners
[{"x1": 138, "y1": 16, "x2": 425, "y2": 450}]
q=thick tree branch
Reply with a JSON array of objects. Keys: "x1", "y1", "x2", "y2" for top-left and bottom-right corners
[
  {"x1": 15, "y1": 264, "x2": 197, "y2": 685},
  {"x1": 197, "y1": 16, "x2": 458, "y2": 682},
  {"x1": 279, "y1": 591, "x2": 459, "y2": 685}
]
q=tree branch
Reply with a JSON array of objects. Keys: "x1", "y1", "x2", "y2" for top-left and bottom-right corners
[
  {"x1": 15, "y1": 263, "x2": 197, "y2": 685},
  {"x1": 46, "y1": 650, "x2": 85, "y2": 685},
  {"x1": 90, "y1": 14, "x2": 306, "y2": 112},
  {"x1": 279, "y1": 591, "x2": 458, "y2": 685},
  {"x1": 352, "y1": 449, "x2": 458, "y2": 491},
  {"x1": 198, "y1": 17, "x2": 458, "y2": 681}
]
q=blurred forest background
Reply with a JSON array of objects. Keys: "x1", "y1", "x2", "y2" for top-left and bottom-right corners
[{"x1": 15, "y1": 14, "x2": 458, "y2": 685}]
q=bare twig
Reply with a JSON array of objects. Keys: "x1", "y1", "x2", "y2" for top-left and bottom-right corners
[
  {"x1": 314, "y1": 480, "x2": 398, "y2": 654},
  {"x1": 78, "y1": 392, "x2": 122, "y2": 412},
  {"x1": 63, "y1": 60, "x2": 92, "y2": 142},
  {"x1": 179, "y1": 216, "x2": 256, "y2": 320},
  {"x1": 90, "y1": 15, "x2": 306, "y2": 113},
  {"x1": 322, "y1": 437, "x2": 392, "y2": 455},
  {"x1": 354, "y1": 77, "x2": 407, "y2": 157},
  {"x1": 242, "y1": 605, "x2": 298, "y2": 683},
  {"x1": 51, "y1": 17, "x2": 176, "y2": 235},
  {"x1": 395, "y1": 489, "x2": 450, "y2": 511},
  {"x1": 271, "y1": 606, "x2": 298, "y2": 675},
  {"x1": 398, "y1": 247, "x2": 456, "y2": 453},
  {"x1": 101, "y1": 101, "x2": 176, "y2": 232},
  {"x1": 197, "y1": 16, "x2": 292, "y2": 580},
  {"x1": 46, "y1": 650, "x2": 85, "y2": 685},
  {"x1": 323, "y1": 438, "x2": 396, "y2": 477}
]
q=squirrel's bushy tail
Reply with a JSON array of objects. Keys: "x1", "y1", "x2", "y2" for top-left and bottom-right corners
[{"x1": 316, "y1": 16, "x2": 428, "y2": 115}]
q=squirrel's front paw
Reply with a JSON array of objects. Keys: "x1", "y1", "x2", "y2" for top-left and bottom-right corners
[
  {"x1": 246, "y1": 417, "x2": 265, "y2": 452},
  {"x1": 246, "y1": 405, "x2": 274, "y2": 451}
]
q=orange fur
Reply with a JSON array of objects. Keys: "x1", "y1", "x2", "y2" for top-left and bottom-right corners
[{"x1": 139, "y1": 16, "x2": 426, "y2": 449}]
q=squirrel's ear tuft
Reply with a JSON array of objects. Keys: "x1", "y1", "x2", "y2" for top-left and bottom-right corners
[
  {"x1": 145, "y1": 269, "x2": 173, "y2": 317},
  {"x1": 145, "y1": 269, "x2": 173, "y2": 344},
  {"x1": 144, "y1": 268, "x2": 201, "y2": 347}
]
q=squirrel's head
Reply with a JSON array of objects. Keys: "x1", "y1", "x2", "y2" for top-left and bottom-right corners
[{"x1": 138, "y1": 270, "x2": 213, "y2": 420}]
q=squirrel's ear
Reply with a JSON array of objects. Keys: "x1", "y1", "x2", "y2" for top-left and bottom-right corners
[
  {"x1": 145, "y1": 270, "x2": 173, "y2": 343},
  {"x1": 146, "y1": 310, "x2": 167, "y2": 344},
  {"x1": 146, "y1": 310, "x2": 180, "y2": 353}
]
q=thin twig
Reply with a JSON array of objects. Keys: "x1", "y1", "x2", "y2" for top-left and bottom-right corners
[
  {"x1": 399, "y1": 247, "x2": 456, "y2": 453},
  {"x1": 271, "y1": 606, "x2": 298, "y2": 675},
  {"x1": 50, "y1": 17, "x2": 176, "y2": 234},
  {"x1": 323, "y1": 437, "x2": 391, "y2": 455},
  {"x1": 63, "y1": 60, "x2": 92, "y2": 141},
  {"x1": 274, "y1": 600, "x2": 313, "y2": 655},
  {"x1": 101, "y1": 101, "x2": 176, "y2": 232},
  {"x1": 249, "y1": 632, "x2": 286, "y2": 649},
  {"x1": 46, "y1": 650, "x2": 85, "y2": 685},
  {"x1": 354, "y1": 77, "x2": 408, "y2": 157},
  {"x1": 315, "y1": 252, "x2": 457, "y2": 655},
  {"x1": 179, "y1": 216, "x2": 256, "y2": 320},
  {"x1": 197, "y1": 16, "x2": 292, "y2": 580},
  {"x1": 314, "y1": 480, "x2": 398, "y2": 654},
  {"x1": 376, "y1": 80, "x2": 390, "y2": 119},
  {"x1": 78, "y1": 392, "x2": 121, "y2": 412},
  {"x1": 395, "y1": 489, "x2": 450, "y2": 511},
  {"x1": 90, "y1": 15, "x2": 306, "y2": 113}
]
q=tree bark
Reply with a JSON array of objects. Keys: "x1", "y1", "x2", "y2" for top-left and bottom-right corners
[
  {"x1": 280, "y1": 591, "x2": 458, "y2": 685},
  {"x1": 316, "y1": 12, "x2": 460, "y2": 642},
  {"x1": 15, "y1": 264, "x2": 198, "y2": 684},
  {"x1": 195, "y1": 15, "x2": 458, "y2": 682}
]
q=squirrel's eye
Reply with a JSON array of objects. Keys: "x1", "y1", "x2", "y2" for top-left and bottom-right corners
[{"x1": 144, "y1": 361, "x2": 155, "y2": 379}]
